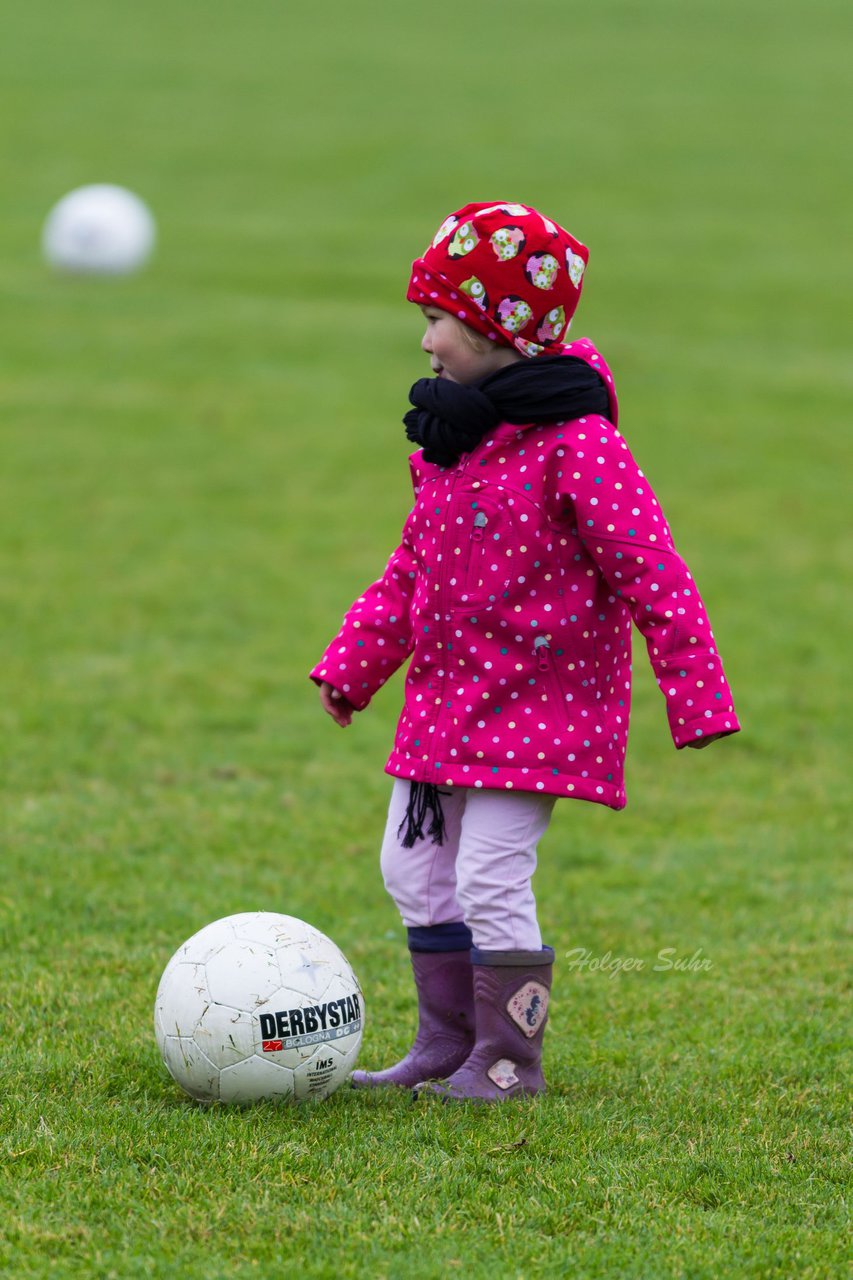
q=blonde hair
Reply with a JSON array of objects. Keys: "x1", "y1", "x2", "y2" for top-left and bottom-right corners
[
  {"x1": 421, "y1": 303, "x2": 517, "y2": 362},
  {"x1": 458, "y1": 320, "x2": 492, "y2": 353}
]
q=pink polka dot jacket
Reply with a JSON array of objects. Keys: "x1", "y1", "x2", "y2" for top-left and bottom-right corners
[{"x1": 311, "y1": 339, "x2": 740, "y2": 809}]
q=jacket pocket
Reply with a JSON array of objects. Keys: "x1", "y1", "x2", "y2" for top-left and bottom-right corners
[
  {"x1": 533, "y1": 636, "x2": 572, "y2": 731},
  {"x1": 451, "y1": 498, "x2": 510, "y2": 612}
]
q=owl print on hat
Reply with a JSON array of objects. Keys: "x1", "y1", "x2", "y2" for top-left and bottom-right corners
[
  {"x1": 496, "y1": 296, "x2": 533, "y2": 333},
  {"x1": 524, "y1": 252, "x2": 560, "y2": 290},
  {"x1": 490, "y1": 226, "x2": 526, "y2": 261},
  {"x1": 460, "y1": 276, "x2": 489, "y2": 311},
  {"x1": 448, "y1": 221, "x2": 480, "y2": 258},
  {"x1": 566, "y1": 248, "x2": 586, "y2": 288}
]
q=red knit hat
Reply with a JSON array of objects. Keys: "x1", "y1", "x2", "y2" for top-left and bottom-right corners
[{"x1": 406, "y1": 201, "x2": 589, "y2": 358}]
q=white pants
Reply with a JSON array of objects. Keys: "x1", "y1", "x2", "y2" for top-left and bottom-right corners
[{"x1": 380, "y1": 779, "x2": 556, "y2": 951}]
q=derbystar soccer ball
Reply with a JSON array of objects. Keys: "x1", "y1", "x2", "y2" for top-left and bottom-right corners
[
  {"x1": 42, "y1": 184, "x2": 156, "y2": 275},
  {"x1": 154, "y1": 912, "x2": 364, "y2": 1104}
]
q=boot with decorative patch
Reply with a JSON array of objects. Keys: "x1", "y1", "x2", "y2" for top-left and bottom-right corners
[
  {"x1": 350, "y1": 924, "x2": 475, "y2": 1089},
  {"x1": 413, "y1": 946, "x2": 554, "y2": 1101}
]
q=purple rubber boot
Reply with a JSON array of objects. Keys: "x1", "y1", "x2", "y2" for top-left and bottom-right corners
[
  {"x1": 414, "y1": 946, "x2": 554, "y2": 1102},
  {"x1": 351, "y1": 924, "x2": 475, "y2": 1089}
]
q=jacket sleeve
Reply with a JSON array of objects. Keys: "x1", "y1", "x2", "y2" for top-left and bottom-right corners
[
  {"x1": 309, "y1": 536, "x2": 417, "y2": 712},
  {"x1": 555, "y1": 416, "x2": 740, "y2": 748}
]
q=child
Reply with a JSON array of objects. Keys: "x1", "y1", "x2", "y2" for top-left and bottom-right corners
[{"x1": 310, "y1": 201, "x2": 740, "y2": 1102}]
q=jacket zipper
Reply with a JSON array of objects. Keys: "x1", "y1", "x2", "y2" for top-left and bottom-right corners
[
  {"x1": 464, "y1": 510, "x2": 488, "y2": 602},
  {"x1": 534, "y1": 635, "x2": 551, "y2": 671},
  {"x1": 429, "y1": 460, "x2": 466, "y2": 776}
]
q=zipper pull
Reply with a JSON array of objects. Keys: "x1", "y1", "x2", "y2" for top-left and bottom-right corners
[
  {"x1": 472, "y1": 511, "x2": 488, "y2": 541},
  {"x1": 534, "y1": 635, "x2": 551, "y2": 671}
]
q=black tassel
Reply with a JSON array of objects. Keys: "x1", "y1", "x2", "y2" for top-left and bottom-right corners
[{"x1": 398, "y1": 782, "x2": 449, "y2": 849}]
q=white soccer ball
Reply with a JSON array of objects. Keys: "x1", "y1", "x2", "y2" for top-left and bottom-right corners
[
  {"x1": 154, "y1": 912, "x2": 364, "y2": 1104},
  {"x1": 42, "y1": 184, "x2": 156, "y2": 275}
]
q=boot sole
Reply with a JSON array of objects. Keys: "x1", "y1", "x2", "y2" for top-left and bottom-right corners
[{"x1": 412, "y1": 1080, "x2": 545, "y2": 1102}]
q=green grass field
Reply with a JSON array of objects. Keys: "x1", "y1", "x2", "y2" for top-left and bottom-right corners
[{"x1": 1, "y1": 1, "x2": 850, "y2": 1276}]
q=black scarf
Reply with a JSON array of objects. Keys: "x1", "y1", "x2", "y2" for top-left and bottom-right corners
[{"x1": 403, "y1": 355, "x2": 611, "y2": 468}]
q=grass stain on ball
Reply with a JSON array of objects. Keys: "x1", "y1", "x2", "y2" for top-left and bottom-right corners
[{"x1": 42, "y1": 184, "x2": 156, "y2": 275}]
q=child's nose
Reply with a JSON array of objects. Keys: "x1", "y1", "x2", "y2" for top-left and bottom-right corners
[{"x1": 421, "y1": 329, "x2": 432, "y2": 353}]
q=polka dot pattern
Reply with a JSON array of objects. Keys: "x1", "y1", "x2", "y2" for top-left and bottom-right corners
[{"x1": 310, "y1": 340, "x2": 740, "y2": 808}]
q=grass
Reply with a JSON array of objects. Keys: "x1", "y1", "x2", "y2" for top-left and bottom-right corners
[{"x1": 1, "y1": 0, "x2": 850, "y2": 1276}]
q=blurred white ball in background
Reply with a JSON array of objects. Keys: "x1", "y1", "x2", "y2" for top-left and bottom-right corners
[{"x1": 42, "y1": 184, "x2": 156, "y2": 275}]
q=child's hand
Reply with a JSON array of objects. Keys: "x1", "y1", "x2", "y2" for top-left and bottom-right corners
[
  {"x1": 319, "y1": 681, "x2": 356, "y2": 728},
  {"x1": 686, "y1": 732, "x2": 726, "y2": 750}
]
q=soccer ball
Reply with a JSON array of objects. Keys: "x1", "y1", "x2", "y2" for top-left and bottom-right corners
[
  {"x1": 42, "y1": 184, "x2": 156, "y2": 275},
  {"x1": 154, "y1": 912, "x2": 364, "y2": 1104}
]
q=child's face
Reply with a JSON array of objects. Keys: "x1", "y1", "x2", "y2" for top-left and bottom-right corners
[{"x1": 420, "y1": 306, "x2": 520, "y2": 385}]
